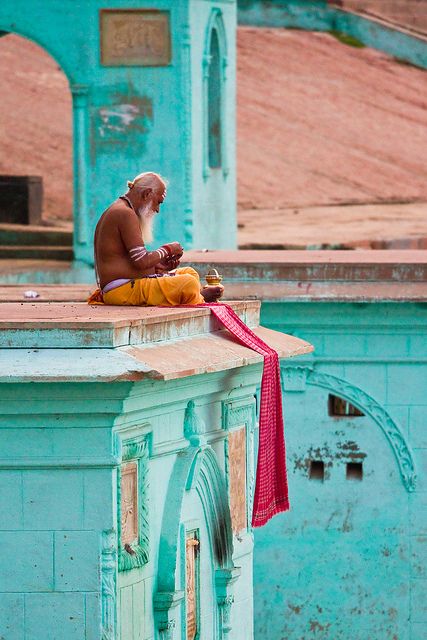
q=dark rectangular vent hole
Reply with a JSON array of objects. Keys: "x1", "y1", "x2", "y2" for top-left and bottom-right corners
[
  {"x1": 309, "y1": 460, "x2": 325, "y2": 481},
  {"x1": 328, "y1": 394, "x2": 364, "y2": 417},
  {"x1": 347, "y1": 462, "x2": 363, "y2": 481}
]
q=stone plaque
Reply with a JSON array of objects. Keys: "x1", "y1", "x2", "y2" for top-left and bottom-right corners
[
  {"x1": 228, "y1": 428, "x2": 247, "y2": 534},
  {"x1": 100, "y1": 10, "x2": 171, "y2": 66},
  {"x1": 121, "y1": 462, "x2": 138, "y2": 545}
]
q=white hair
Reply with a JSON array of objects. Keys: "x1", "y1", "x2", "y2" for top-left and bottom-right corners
[
  {"x1": 138, "y1": 201, "x2": 155, "y2": 244},
  {"x1": 127, "y1": 172, "x2": 168, "y2": 193}
]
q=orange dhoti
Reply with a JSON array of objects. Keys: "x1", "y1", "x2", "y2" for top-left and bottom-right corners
[{"x1": 88, "y1": 267, "x2": 204, "y2": 306}]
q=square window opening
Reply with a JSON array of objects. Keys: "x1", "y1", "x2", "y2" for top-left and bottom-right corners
[
  {"x1": 346, "y1": 462, "x2": 363, "y2": 481},
  {"x1": 309, "y1": 460, "x2": 325, "y2": 481}
]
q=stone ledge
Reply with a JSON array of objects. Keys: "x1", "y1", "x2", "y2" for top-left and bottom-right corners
[
  {"x1": 185, "y1": 250, "x2": 427, "y2": 282},
  {"x1": 0, "y1": 300, "x2": 260, "y2": 349},
  {"x1": 0, "y1": 327, "x2": 313, "y2": 383}
]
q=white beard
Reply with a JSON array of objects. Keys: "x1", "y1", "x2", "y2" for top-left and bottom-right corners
[{"x1": 137, "y1": 201, "x2": 155, "y2": 244}]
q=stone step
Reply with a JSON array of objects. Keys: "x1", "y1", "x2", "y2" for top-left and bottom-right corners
[
  {"x1": 0, "y1": 245, "x2": 73, "y2": 260},
  {"x1": 0, "y1": 222, "x2": 72, "y2": 247}
]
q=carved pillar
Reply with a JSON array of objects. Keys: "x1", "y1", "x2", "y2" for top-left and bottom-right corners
[
  {"x1": 218, "y1": 595, "x2": 234, "y2": 637},
  {"x1": 101, "y1": 529, "x2": 117, "y2": 640},
  {"x1": 180, "y1": 23, "x2": 193, "y2": 247},
  {"x1": 71, "y1": 84, "x2": 90, "y2": 256},
  {"x1": 154, "y1": 591, "x2": 184, "y2": 640},
  {"x1": 215, "y1": 567, "x2": 241, "y2": 640},
  {"x1": 159, "y1": 620, "x2": 176, "y2": 640}
]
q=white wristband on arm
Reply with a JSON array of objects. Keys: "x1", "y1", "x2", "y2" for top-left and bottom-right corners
[{"x1": 129, "y1": 246, "x2": 148, "y2": 262}]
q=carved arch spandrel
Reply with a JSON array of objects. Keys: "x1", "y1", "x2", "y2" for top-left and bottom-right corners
[{"x1": 281, "y1": 365, "x2": 417, "y2": 492}]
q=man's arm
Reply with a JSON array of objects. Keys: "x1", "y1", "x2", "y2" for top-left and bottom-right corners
[{"x1": 118, "y1": 210, "x2": 183, "y2": 271}]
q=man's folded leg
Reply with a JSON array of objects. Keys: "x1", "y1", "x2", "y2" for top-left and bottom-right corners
[{"x1": 103, "y1": 268, "x2": 204, "y2": 306}]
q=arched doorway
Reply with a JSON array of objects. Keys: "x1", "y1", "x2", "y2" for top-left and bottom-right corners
[
  {"x1": 0, "y1": 32, "x2": 74, "y2": 259},
  {"x1": 154, "y1": 446, "x2": 238, "y2": 640}
]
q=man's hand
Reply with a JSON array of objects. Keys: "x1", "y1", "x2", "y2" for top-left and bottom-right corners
[
  {"x1": 155, "y1": 256, "x2": 181, "y2": 274},
  {"x1": 158, "y1": 242, "x2": 183, "y2": 267},
  {"x1": 164, "y1": 242, "x2": 184, "y2": 258}
]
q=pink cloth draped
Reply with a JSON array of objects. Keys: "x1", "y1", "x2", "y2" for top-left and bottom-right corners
[{"x1": 208, "y1": 303, "x2": 289, "y2": 527}]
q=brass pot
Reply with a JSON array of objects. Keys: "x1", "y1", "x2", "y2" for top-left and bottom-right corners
[{"x1": 205, "y1": 268, "x2": 223, "y2": 286}]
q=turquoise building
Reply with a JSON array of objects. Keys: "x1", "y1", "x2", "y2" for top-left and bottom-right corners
[
  {"x1": 1, "y1": 0, "x2": 427, "y2": 637},
  {"x1": 0, "y1": 0, "x2": 237, "y2": 262},
  {"x1": 0, "y1": 299, "x2": 311, "y2": 639},
  {"x1": 0, "y1": 301, "x2": 311, "y2": 640},
  {"x1": 185, "y1": 250, "x2": 427, "y2": 640}
]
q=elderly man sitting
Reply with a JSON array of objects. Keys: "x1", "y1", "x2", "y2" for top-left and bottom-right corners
[{"x1": 88, "y1": 172, "x2": 223, "y2": 306}]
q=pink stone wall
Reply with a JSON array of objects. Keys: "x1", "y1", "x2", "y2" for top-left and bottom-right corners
[{"x1": 330, "y1": 0, "x2": 427, "y2": 33}]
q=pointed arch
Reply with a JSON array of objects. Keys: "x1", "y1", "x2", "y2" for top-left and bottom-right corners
[
  {"x1": 281, "y1": 365, "x2": 417, "y2": 492},
  {"x1": 157, "y1": 445, "x2": 233, "y2": 595},
  {"x1": 154, "y1": 445, "x2": 237, "y2": 636},
  {"x1": 202, "y1": 9, "x2": 229, "y2": 179}
]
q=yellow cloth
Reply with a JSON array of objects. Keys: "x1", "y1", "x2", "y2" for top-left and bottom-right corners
[{"x1": 88, "y1": 267, "x2": 204, "y2": 306}]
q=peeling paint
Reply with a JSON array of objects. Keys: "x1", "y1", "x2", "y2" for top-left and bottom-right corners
[{"x1": 94, "y1": 94, "x2": 153, "y2": 148}]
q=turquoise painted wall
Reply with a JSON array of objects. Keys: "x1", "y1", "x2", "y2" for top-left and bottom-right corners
[
  {"x1": 0, "y1": 0, "x2": 237, "y2": 263},
  {"x1": 254, "y1": 301, "x2": 427, "y2": 639},
  {"x1": 0, "y1": 366, "x2": 259, "y2": 639},
  {"x1": 237, "y1": 0, "x2": 427, "y2": 69}
]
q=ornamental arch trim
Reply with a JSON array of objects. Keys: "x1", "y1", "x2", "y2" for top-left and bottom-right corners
[
  {"x1": 281, "y1": 365, "x2": 417, "y2": 492},
  {"x1": 156, "y1": 445, "x2": 234, "y2": 595}
]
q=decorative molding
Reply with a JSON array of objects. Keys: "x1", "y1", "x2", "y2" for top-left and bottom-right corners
[
  {"x1": 218, "y1": 596, "x2": 234, "y2": 638},
  {"x1": 154, "y1": 591, "x2": 184, "y2": 640},
  {"x1": 216, "y1": 567, "x2": 240, "y2": 639},
  {"x1": 122, "y1": 437, "x2": 147, "y2": 462},
  {"x1": 281, "y1": 365, "x2": 417, "y2": 492},
  {"x1": 117, "y1": 435, "x2": 149, "y2": 571},
  {"x1": 101, "y1": 529, "x2": 117, "y2": 640},
  {"x1": 184, "y1": 400, "x2": 206, "y2": 446},
  {"x1": 0, "y1": 455, "x2": 120, "y2": 469},
  {"x1": 187, "y1": 447, "x2": 234, "y2": 568},
  {"x1": 157, "y1": 446, "x2": 235, "y2": 595},
  {"x1": 159, "y1": 620, "x2": 176, "y2": 640},
  {"x1": 222, "y1": 401, "x2": 255, "y2": 431},
  {"x1": 180, "y1": 22, "x2": 193, "y2": 247},
  {"x1": 281, "y1": 365, "x2": 311, "y2": 392}
]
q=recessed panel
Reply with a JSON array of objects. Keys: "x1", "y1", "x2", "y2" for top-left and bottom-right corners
[
  {"x1": 121, "y1": 462, "x2": 138, "y2": 545},
  {"x1": 228, "y1": 427, "x2": 247, "y2": 534}
]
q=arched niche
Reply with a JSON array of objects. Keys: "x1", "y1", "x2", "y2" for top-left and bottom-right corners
[
  {"x1": 154, "y1": 445, "x2": 239, "y2": 638},
  {"x1": 0, "y1": 25, "x2": 90, "y2": 255},
  {"x1": 202, "y1": 9, "x2": 229, "y2": 180}
]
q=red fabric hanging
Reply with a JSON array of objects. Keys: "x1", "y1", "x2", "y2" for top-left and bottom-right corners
[{"x1": 208, "y1": 303, "x2": 289, "y2": 527}]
